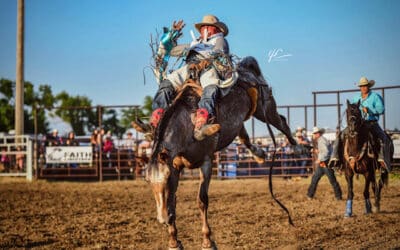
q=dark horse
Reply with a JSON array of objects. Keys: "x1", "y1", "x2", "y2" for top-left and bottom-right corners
[
  {"x1": 342, "y1": 100, "x2": 393, "y2": 217},
  {"x1": 146, "y1": 56, "x2": 296, "y2": 249}
]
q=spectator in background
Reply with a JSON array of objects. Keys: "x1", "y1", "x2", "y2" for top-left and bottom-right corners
[
  {"x1": 65, "y1": 131, "x2": 79, "y2": 168},
  {"x1": 296, "y1": 126, "x2": 306, "y2": 136},
  {"x1": 90, "y1": 128, "x2": 100, "y2": 160},
  {"x1": 48, "y1": 129, "x2": 63, "y2": 146},
  {"x1": 65, "y1": 131, "x2": 79, "y2": 146},
  {"x1": 307, "y1": 127, "x2": 342, "y2": 200},
  {"x1": 47, "y1": 129, "x2": 63, "y2": 168},
  {"x1": 1, "y1": 147, "x2": 11, "y2": 172},
  {"x1": 294, "y1": 131, "x2": 312, "y2": 177},
  {"x1": 281, "y1": 138, "x2": 294, "y2": 178},
  {"x1": 124, "y1": 131, "x2": 136, "y2": 168},
  {"x1": 103, "y1": 132, "x2": 114, "y2": 167},
  {"x1": 15, "y1": 146, "x2": 25, "y2": 172}
]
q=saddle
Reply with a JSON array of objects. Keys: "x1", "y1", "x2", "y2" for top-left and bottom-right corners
[
  {"x1": 343, "y1": 127, "x2": 378, "y2": 164},
  {"x1": 186, "y1": 59, "x2": 258, "y2": 120}
]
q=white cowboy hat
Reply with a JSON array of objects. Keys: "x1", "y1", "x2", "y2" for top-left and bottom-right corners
[
  {"x1": 195, "y1": 15, "x2": 229, "y2": 36},
  {"x1": 357, "y1": 76, "x2": 375, "y2": 87},
  {"x1": 312, "y1": 127, "x2": 325, "y2": 134}
]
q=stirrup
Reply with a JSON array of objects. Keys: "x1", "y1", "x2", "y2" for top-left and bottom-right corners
[{"x1": 194, "y1": 124, "x2": 221, "y2": 141}]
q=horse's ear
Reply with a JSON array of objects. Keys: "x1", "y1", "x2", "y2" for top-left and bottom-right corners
[
  {"x1": 346, "y1": 99, "x2": 350, "y2": 107},
  {"x1": 357, "y1": 100, "x2": 361, "y2": 107}
]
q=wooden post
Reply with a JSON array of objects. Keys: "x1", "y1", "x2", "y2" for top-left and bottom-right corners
[{"x1": 15, "y1": 0, "x2": 25, "y2": 136}]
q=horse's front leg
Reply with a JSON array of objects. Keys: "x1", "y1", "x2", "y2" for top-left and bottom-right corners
[
  {"x1": 345, "y1": 168, "x2": 354, "y2": 217},
  {"x1": 198, "y1": 155, "x2": 216, "y2": 250},
  {"x1": 363, "y1": 170, "x2": 372, "y2": 214},
  {"x1": 167, "y1": 170, "x2": 183, "y2": 250}
]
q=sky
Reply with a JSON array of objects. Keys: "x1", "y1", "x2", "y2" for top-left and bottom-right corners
[{"x1": 1, "y1": 0, "x2": 400, "y2": 135}]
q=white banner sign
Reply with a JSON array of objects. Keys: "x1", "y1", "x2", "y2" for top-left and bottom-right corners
[
  {"x1": 393, "y1": 139, "x2": 400, "y2": 159},
  {"x1": 46, "y1": 146, "x2": 92, "y2": 163}
]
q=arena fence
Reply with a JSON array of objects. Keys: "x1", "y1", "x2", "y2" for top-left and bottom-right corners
[{"x1": 0, "y1": 134, "x2": 33, "y2": 181}]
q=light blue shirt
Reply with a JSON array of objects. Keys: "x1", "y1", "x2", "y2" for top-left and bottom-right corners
[{"x1": 352, "y1": 91, "x2": 384, "y2": 121}]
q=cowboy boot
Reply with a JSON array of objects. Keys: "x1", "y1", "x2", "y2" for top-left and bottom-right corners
[
  {"x1": 377, "y1": 139, "x2": 391, "y2": 172},
  {"x1": 131, "y1": 108, "x2": 164, "y2": 141},
  {"x1": 328, "y1": 130, "x2": 346, "y2": 169},
  {"x1": 132, "y1": 80, "x2": 174, "y2": 139},
  {"x1": 328, "y1": 138, "x2": 340, "y2": 169},
  {"x1": 193, "y1": 108, "x2": 221, "y2": 141}
]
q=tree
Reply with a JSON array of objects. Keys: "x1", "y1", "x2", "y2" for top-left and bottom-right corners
[
  {"x1": 120, "y1": 95, "x2": 153, "y2": 129},
  {"x1": 55, "y1": 91, "x2": 94, "y2": 136},
  {"x1": 0, "y1": 79, "x2": 15, "y2": 132},
  {"x1": 25, "y1": 83, "x2": 55, "y2": 134},
  {"x1": 101, "y1": 108, "x2": 125, "y2": 138},
  {"x1": 0, "y1": 78, "x2": 55, "y2": 134}
]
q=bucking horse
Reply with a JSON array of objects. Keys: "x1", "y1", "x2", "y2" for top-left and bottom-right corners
[{"x1": 143, "y1": 56, "x2": 296, "y2": 249}]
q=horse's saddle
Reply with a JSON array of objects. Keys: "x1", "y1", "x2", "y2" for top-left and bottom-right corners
[{"x1": 184, "y1": 58, "x2": 259, "y2": 120}]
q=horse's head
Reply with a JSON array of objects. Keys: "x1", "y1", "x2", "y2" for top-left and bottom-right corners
[
  {"x1": 346, "y1": 100, "x2": 362, "y2": 135},
  {"x1": 345, "y1": 100, "x2": 363, "y2": 168}
]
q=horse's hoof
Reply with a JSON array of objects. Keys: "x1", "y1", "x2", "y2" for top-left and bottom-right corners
[
  {"x1": 202, "y1": 240, "x2": 217, "y2": 250},
  {"x1": 344, "y1": 212, "x2": 352, "y2": 218},
  {"x1": 194, "y1": 124, "x2": 220, "y2": 141},
  {"x1": 372, "y1": 206, "x2": 380, "y2": 213},
  {"x1": 169, "y1": 240, "x2": 184, "y2": 250}
]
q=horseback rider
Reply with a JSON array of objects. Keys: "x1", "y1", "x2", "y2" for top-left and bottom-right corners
[
  {"x1": 329, "y1": 77, "x2": 391, "y2": 172},
  {"x1": 134, "y1": 14, "x2": 235, "y2": 141}
]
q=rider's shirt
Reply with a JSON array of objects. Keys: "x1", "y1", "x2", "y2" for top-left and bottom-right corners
[
  {"x1": 352, "y1": 91, "x2": 384, "y2": 121},
  {"x1": 189, "y1": 33, "x2": 229, "y2": 58},
  {"x1": 170, "y1": 32, "x2": 229, "y2": 61}
]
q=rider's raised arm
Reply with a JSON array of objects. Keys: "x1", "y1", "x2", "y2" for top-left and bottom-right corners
[{"x1": 170, "y1": 44, "x2": 190, "y2": 57}]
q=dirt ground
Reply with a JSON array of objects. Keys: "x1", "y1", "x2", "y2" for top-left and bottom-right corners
[{"x1": 1, "y1": 175, "x2": 400, "y2": 249}]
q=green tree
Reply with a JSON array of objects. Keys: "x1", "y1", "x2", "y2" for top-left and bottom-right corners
[
  {"x1": 101, "y1": 108, "x2": 125, "y2": 138},
  {"x1": 55, "y1": 91, "x2": 94, "y2": 136},
  {"x1": 0, "y1": 79, "x2": 15, "y2": 132},
  {"x1": 23, "y1": 82, "x2": 54, "y2": 134},
  {"x1": 0, "y1": 78, "x2": 53, "y2": 134},
  {"x1": 120, "y1": 95, "x2": 153, "y2": 129}
]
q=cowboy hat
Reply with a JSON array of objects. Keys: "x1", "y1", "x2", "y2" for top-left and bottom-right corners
[
  {"x1": 357, "y1": 76, "x2": 375, "y2": 87},
  {"x1": 195, "y1": 15, "x2": 229, "y2": 36},
  {"x1": 295, "y1": 131, "x2": 303, "y2": 137},
  {"x1": 312, "y1": 127, "x2": 325, "y2": 134}
]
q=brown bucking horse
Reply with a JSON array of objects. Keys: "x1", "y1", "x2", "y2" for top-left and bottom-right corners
[
  {"x1": 145, "y1": 56, "x2": 296, "y2": 249},
  {"x1": 342, "y1": 100, "x2": 393, "y2": 217}
]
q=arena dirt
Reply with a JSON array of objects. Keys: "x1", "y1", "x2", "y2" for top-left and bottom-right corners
[{"x1": 1, "y1": 175, "x2": 399, "y2": 249}]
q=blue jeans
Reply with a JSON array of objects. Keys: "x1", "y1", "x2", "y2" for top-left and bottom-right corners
[{"x1": 307, "y1": 164, "x2": 342, "y2": 199}]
